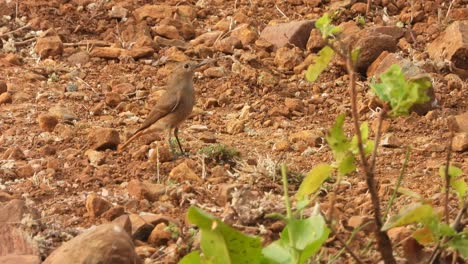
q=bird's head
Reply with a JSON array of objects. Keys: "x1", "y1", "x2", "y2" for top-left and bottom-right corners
[{"x1": 174, "y1": 60, "x2": 208, "y2": 77}]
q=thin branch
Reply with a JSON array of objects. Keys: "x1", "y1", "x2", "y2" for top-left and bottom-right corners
[
  {"x1": 444, "y1": 133, "x2": 454, "y2": 224},
  {"x1": 383, "y1": 147, "x2": 411, "y2": 221},
  {"x1": 370, "y1": 107, "x2": 387, "y2": 172},
  {"x1": 366, "y1": 0, "x2": 371, "y2": 16},
  {"x1": 0, "y1": 24, "x2": 30, "y2": 38}
]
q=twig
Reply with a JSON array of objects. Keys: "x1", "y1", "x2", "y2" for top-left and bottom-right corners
[
  {"x1": 452, "y1": 199, "x2": 468, "y2": 232},
  {"x1": 383, "y1": 147, "x2": 411, "y2": 221},
  {"x1": 444, "y1": 133, "x2": 454, "y2": 224},
  {"x1": 0, "y1": 24, "x2": 30, "y2": 38},
  {"x1": 14, "y1": 37, "x2": 36, "y2": 46},
  {"x1": 275, "y1": 4, "x2": 288, "y2": 20},
  {"x1": 63, "y1": 42, "x2": 111, "y2": 47},
  {"x1": 370, "y1": 107, "x2": 387, "y2": 172},
  {"x1": 444, "y1": 0, "x2": 456, "y2": 23}
]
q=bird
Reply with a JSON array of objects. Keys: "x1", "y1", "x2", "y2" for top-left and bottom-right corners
[{"x1": 118, "y1": 60, "x2": 206, "y2": 154}]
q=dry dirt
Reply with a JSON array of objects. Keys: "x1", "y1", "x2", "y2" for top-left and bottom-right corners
[{"x1": 0, "y1": 0, "x2": 467, "y2": 263}]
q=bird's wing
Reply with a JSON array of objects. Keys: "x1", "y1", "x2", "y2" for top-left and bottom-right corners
[{"x1": 134, "y1": 90, "x2": 181, "y2": 134}]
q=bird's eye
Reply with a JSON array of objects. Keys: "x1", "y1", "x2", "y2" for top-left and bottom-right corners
[{"x1": 184, "y1": 64, "x2": 189, "y2": 69}]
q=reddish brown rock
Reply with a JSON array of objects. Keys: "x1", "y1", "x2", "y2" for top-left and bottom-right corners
[
  {"x1": 127, "y1": 180, "x2": 165, "y2": 202},
  {"x1": 231, "y1": 24, "x2": 258, "y2": 46},
  {"x1": 43, "y1": 224, "x2": 141, "y2": 264},
  {"x1": 154, "y1": 25, "x2": 182, "y2": 40},
  {"x1": 453, "y1": 133, "x2": 468, "y2": 152},
  {"x1": 67, "y1": 51, "x2": 90, "y2": 65},
  {"x1": 0, "y1": 92, "x2": 12, "y2": 104},
  {"x1": 88, "y1": 127, "x2": 120, "y2": 151},
  {"x1": 354, "y1": 32, "x2": 397, "y2": 73},
  {"x1": 274, "y1": 47, "x2": 303, "y2": 71},
  {"x1": 90, "y1": 47, "x2": 122, "y2": 59},
  {"x1": 85, "y1": 193, "x2": 112, "y2": 218},
  {"x1": 0, "y1": 199, "x2": 40, "y2": 224},
  {"x1": 112, "y1": 214, "x2": 132, "y2": 235},
  {"x1": 35, "y1": 30, "x2": 63, "y2": 58},
  {"x1": 105, "y1": 92, "x2": 122, "y2": 107},
  {"x1": 306, "y1": 28, "x2": 325, "y2": 51},
  {"x1": 133, "y1": 5, "x2": 173, "y2": 21},
  {"x1": 451, "y1": 112, "x2": 468, "y2": 133},
  {"x1": 129, "y1": 214, "x2": 154, "y2": 240},
  {"x1": 169, "y1": 162, "x2": 201, "y2": 182},
  {"x1": 427, "y1": 21, "x2": 468, "y2": 77},
  {"x1": 259, "y1": 20, "x2": 315, "y2": 50},
  {"x1": 0, "y1": 226, "x2": 40, "y2": 256},
  {"x1": 113, "y1": 83, "x2": 135, "y2": 94},
  {"x1": 38, "y1": 114, "x2": 59, "y2": 132},
  {"x1": 0, "y1": 80, "x2": 7, "y2": 94},
  {"x1": 214, "y1": 36, "x2": 242, "y2": 54},
  {"x1": 147, "y1": 222, "x2": 173, "y2": 246},
  {"x1": 101, "y1": 206, "x2": 125, "y2": 221}
]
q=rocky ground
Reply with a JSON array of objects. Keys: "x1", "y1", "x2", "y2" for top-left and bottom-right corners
[{"x1": 0, "y1": 0, "x2": 467, "y2": 263}]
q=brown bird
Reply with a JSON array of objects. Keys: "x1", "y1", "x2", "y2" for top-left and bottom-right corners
[{"x1": 118, "y1": 60, "x2": 206, "y2": 154}]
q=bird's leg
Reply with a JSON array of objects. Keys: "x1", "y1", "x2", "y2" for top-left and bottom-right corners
[
  {"x1": 174, "y1": 127, "x2": 185, "y2": 156},
  {"x1": 167, "y1": 128, "x2": 175, "y2": 154}
]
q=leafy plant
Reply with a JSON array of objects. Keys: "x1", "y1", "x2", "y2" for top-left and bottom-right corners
[
  {"x1": 370, "y1": 64, "x2": 432, "y2": 116},
  {"x1": 198, "y1": 143, "x2": 240, "y2": 164},
  {"x1": 180, "y1": 165, "x2": 330, "y2": 264}
]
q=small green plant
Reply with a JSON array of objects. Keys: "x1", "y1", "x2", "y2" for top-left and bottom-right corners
[
  {"x1": 370, "y1": 65, "x2": 432, "y2": 116},
  {"x1": 198, "y1": 143, "x2": 240, "y2": 164},
  {"x1": 48, "y1": 72, "x2": 59, "y2": 83},
  {"x1": 179, "y1": 165, "x2": 330, "y2": 264}
]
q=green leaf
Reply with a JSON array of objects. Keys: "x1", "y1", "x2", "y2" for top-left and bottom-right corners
[
  {"x1": 326, "y1": 114, "x2": 350, "y2": 154},
  {"x1": 263, "y1": 215, "x2": 330, "y2": 264},
  {"x1": 452, "y1": 179, "x2": 467, "y2": 199},
  {"x1": 315, "y1": 13, "x2": 342, "y2": 38},
  {"x1": 326, "y1": 114, "x2": 358, "y2": 177},
  {"x1": 350, "y1": 122, "x2": 374, "y2": 156},
  {"x1": 179, "y1": 251, "x2": 203, "y2": 264},
  {"x1": 337, "y1": 155, "x2": 356, "y2": 176},
  {"x1": 438, "y1": 165, "x2": 463, "y2": 179},
  {"x1": 296, "y1": 164, "x2": 333, "y2": 200},
  {"x1": 187, "y1": 207, "x2": 263, "y2": 264},
  {"x1": 262, "y1": 240, "x2": 291, "y2": 264},
  {"x1": 305, "y1": 46, "x2": 335, "y2": 82},
  {"x1": 370, "y1": 64, "x2": 432, "y2": 117},
  {"x1": 449, "y1": 232, "x2": 468, "y2": 258},
  {"x1": 382, "y1": 203, "x2": 435, "y2": 231},
  {"x1": 351, "y1": 48, "x2": 361, "y2": 64}
]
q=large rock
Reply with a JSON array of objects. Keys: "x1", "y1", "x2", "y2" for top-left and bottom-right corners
[
  {"x1": 427, "y1": 21, "x2": 468, "y2": 77},
  {"x1": 354, "y1": 32, "x2": 397, "y2": 73},
  {"x1": 43, "y1": 224, "x2": 141, "y2": 264},
  {"x1": 0, "y1": 199, "x2": 40, "y2": 224},
  {"x1": 88, "y1": 127, "x2": 120, "y2": 151},
  {"x1": 35, "y1": 29, "x2": 63, "y2": 58},
  {"x1": 259, "y1": 20, "x2": 315, "y2": 50},
  {"x1": 0, "y1": 226, "x2": 40, "y2": 256}
]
